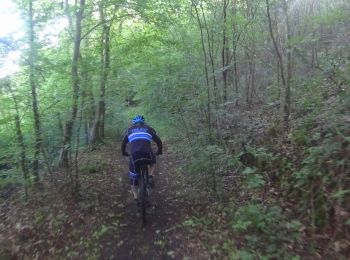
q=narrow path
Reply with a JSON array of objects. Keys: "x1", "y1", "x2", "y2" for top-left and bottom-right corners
[
  {"x1": 0, "y1": 144, "x2": 209, "y2": 259},
  {"x1": 99, "y1": 145, "x2": 207, "y2": 259}
]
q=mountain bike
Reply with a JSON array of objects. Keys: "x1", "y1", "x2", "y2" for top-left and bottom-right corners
[{"x1": 138, "y1": 164, "x2": 151, "y2": 226}]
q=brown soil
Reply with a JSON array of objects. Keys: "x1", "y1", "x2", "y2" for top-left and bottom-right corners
[{"x1": 0, "y1": 144, "x2": 209, "y2": 259}]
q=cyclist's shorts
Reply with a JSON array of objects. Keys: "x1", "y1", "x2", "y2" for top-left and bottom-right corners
[{"x1": 128, "y1": 151, "x2": 155, "y2": 186}]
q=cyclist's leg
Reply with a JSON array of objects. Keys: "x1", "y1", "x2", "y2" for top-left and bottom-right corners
[
  {"x1": 130, "y1": 183, "x2": 138, "y2": 199},
  {"x1": 128, "y1": 157, "x2": 140, "y2": 200},
  {"x1": 147, "y1": 152, "x2": 156, "y2": 188},
  {"x1": 148, "y1": 152, "x2": 157, "y2": 177},
  {"x1": 148, "y1": 164, "x2": 156, "y2": 176}
]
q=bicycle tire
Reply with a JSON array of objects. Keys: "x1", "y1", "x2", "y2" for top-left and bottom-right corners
[{"x1": 139, "y1": 165, "x2": 149, "y2": 226}]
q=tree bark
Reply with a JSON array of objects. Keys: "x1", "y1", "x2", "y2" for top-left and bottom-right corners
[
  {"x1": 266, "y1": 0, "x2": 290, "y2": 129},
  {"x1": 74, "y1": 86, "x2": 86, "y2": 193},
  {"x1": 59, "y1": 0, "x2": 86, "y2": 167},
  {"x1": 232, "y1": 0, "x2": 239, "y2": 105},
  {"x1": 192, "y1": 1, "x2": 212, "y2": 141},
  {"x1": 233, "y1": 48, "x2": 239, "y2": 105},
  {"x1": 199, "y1": 1, "x2": 218, "y2": 105},
  {"x1": 89, "y1": 4, "x2": 111, "y2": 147},
  {"x1": 266, "y1": 0, "x2": 286, "y2": 87},
  {"x1": 222, "y1": 0, "x2": 229, "y2": 102},
  {"x1": 28, "y1": 0, "x2": 42, "y2": 182},
  {"x1": 284, "y1": 0, "x2": 292, "y2": 130}
]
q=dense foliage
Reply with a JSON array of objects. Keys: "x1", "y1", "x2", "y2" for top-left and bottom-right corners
[{"x1": 0, "y1": 0, "x2": 349, "y2": 258}]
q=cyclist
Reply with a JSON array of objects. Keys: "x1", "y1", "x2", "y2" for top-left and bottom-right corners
[{"x1": 121, "y1": 115, "x2": 162, "y2": 203}]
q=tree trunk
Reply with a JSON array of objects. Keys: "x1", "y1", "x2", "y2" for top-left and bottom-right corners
[
  {"x1": 250, "y1": 58, "x2": 256, "y2": 104},
  {"x1": 192, "y1": 1, "x2": 212, "y2": 141},
  {"x1": 74, "y1": 87, "x2": 86, "y2": 194},
  {"x1": 266, "y1": 0, "x2": 289, "y2": 129},
  {"x1": 233, "y1": 49, "x2": 239, "y2": 105},
  {"x1": 59, "y1": 0, "x2": 86, "y2": 167},
  {"x1": 284, "y1": 0, "x2": 292, "y2": 130},
  {"x1": 89, "y1": 4, "x2": 110, "y2": 147},
  {"x1": 222, "y1": 0, "x2": 229, "y2": 102},
  {"x1": 200, "y1": 2, "x2": 218, "y2": 106},
  {"x1": 277, "y1": 60, "x2": 281, "y2": 100},
  {"x1": 28, "y1": 0, "x2": 42, "y2": 182}
]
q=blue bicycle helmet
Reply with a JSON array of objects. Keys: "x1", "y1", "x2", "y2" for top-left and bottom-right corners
[{"x1": 132, "y1": 115, "x2": 145, "y2": 125}]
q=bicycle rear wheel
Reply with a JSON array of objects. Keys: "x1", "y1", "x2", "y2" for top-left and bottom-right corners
[{"x1": 139, "y1": 165, "x2": 149, "y2": 225}]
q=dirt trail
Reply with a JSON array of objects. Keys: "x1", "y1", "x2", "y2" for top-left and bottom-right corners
[
  {"x1": 98, "y1": 145, "x2": 206, "y2": 259},
  {"x1": 0, "y1": 144, "x2": 209, "y2": 259}
]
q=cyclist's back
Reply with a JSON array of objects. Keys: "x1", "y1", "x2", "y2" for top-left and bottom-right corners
[
  {"x1": 122, "y1": 123, "x2": 161, "y2": 159},
  {"x1": 121, "y1": 115, "x2": 162, "y2": 203}
]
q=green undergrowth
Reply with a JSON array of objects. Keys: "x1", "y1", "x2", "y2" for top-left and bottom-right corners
[
  {"x1": 170, "y1": 92, "x2": 350, "y2": 258},
  {"x1": 289, "y1": 93, "x2": 350, "y2": 233},
  {"x1": 182, "y1": 200, "x2": 303, "y2": 259},
  {"x1": 229, "y1": 203, "x2": 303, "y2": 259}
]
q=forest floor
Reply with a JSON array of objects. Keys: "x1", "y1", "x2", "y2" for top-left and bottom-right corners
[
  {"x1": 1, "y1": 141, "x2": 347, "y2": 259},
  {"x1": 0, "y1": 144, "x2": 217, "y2": 259}
]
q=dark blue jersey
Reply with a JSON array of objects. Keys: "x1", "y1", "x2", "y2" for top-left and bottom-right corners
[{"x1": 121, "y1": 123, "x2": 162, "y2": 156}]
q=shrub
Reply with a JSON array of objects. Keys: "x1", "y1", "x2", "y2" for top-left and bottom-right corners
[{"x1": 230, "y1": 204, "x2": 302, "y2": 258}]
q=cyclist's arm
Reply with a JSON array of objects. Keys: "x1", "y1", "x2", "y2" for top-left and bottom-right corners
[{"x1": 121, "y1": 134, "x2": 129, "y2": 156}]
